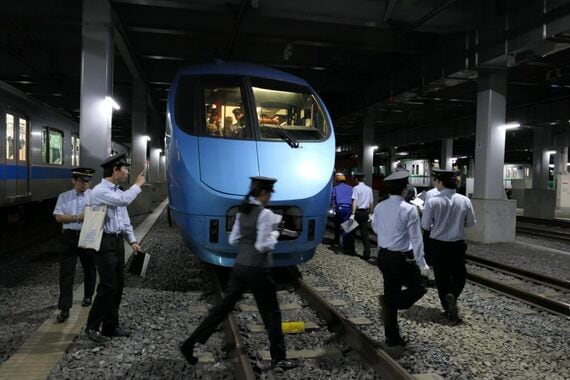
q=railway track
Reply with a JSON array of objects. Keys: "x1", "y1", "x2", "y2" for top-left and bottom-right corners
[
  {"x1": 325, "y1": 220, "x2": 570, "y2": 317},
  {"x1": 516, "y1": 216, "x2": 570, "y2": 242},
  {"x1": 210, "y1": 265, "x2": 416, "y2": 379}
]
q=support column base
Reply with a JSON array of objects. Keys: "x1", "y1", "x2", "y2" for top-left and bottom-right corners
[
  {"x1": 522, "y1": 189, "x2": 556, "y2": 219},
  {"x1": 465, "y1": 198, "x2": 516, "y2": 243}
]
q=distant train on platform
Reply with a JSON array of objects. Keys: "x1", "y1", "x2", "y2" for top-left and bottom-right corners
[
  {"x1": 165, "y1": 61, "x2": 335, "y2": 267},
  {"x1": 0, "y1": 83, "x2": 128, "y2": 214}
]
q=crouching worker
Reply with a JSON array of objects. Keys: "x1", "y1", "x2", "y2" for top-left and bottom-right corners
[
  {"x1": 371, "y1": 170, "x2": 430, "y2": 347},
  {"x1": 180, "y1": 176, "x2": 298, "y2": 370}
]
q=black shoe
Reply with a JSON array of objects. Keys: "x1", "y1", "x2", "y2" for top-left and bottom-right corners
[
  {"x1": 272, "y1": 358, "x2": 298, "y2": 370},
  {"x1": 386, "y1": 337, "x2": 408, "y2": 347},
  {"x1": 81, "y1": 297, "x2": 92, "y2": 307},
  {"x1": 180, "y1": 340, "x2": 198, "y2": 365},
  {"x1": 101, "y1": 326, "x2": 131, "y2": 338},
  {"x1": 86, "y1": 329, "x2": 107, "y2": 344},
  {"x1": 445, "y1": 294, "x2": 458, "y2": 320},
  {"x1": 56, "y1": 310, "x2": 69, "y2": 323}
]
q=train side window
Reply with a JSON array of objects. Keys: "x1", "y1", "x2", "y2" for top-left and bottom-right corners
[
  {"x1": 71, "y1": 134, "x2": 80, "y2": 166},
  {"x1": 199, "y1": 75, "x2": 250, "y2": 139},
  {"x1": 6, "y1": 113, "x2": 15, "y2": 160},
  {"x1": 41, "y1": 127, "x2": 64, "y2": 165},
  {"x1": 18, "y1": 118, "x2": 28, "y2": 162}
]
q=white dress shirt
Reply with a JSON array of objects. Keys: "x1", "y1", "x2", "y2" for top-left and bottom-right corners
[
  {"x1": 421, "y1": 188, "x2": 476, "y2": 241},
  {"x1": 53, "y1": 188, "x2": 92, "y2": 231},
  {"x1": 92, "y1": 179, "x2": 141, "y2": 244},
  {"x1": 372, "y1": 195, "x2": 427, "y2": 268},
  {"x1": 352, "y1": 182, "x2": 373, "y2": 210},
  {"x1": 424, "y1": 187, "x2": 440, "y2": 203},
  {"x1": 228, "y1": 199, "x2": 278, "y2": 253}
]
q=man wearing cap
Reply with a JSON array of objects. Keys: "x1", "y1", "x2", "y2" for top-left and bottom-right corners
[
  {"x1": 180, "y1": 176, "x2": 297, "y2": 370},
  {"x1": 330, "y1": 173, "x2": 353, "y2": 251},
  {"x1": 53, "y1": 168, "x2": 97, "y2": 323},
  {"x1": 349, "y1": 173, "x2": 374, "y2": 260},
  {"x1": 371, "y1": 170, "x2": 430, "y2": 347},
  {"x1": 85, "y1": 153, "x2": 145, "y2": 343},
  {"x1": 421, "y1": 168, "x2": 476, "y2": 324}
]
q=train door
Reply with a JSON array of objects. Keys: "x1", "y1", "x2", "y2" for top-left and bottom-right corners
[
  {"x1": 5, "y1": 112, "x2": 30, "y2": 199},
  {"x1": 197, "y1": 75, "x2": 259, "y2": 195}
]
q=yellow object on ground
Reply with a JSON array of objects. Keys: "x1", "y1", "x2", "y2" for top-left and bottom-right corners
[{"x1": 281, "y1": 321, "x2": 305, "y2": 333}]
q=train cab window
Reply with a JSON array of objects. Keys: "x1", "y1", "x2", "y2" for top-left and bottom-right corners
[
  {"x1": 6, "y1": 113, "x2": 15, "y2": 160},
  {"x1": 18, "y1": 118, "x2": 28, "y2": 162},
  {"x1": 71, "y1": 134, "x2": 80, "y2": 166},
  {"x1": 41, "y1": 127, "x2": 64, "y2": 165},
  {"x1": 199, "y1": 76, "x2": 251, "y2": 139},
  {"x1": 251, "y1": 78, "x2": 329, "y2": 142}
]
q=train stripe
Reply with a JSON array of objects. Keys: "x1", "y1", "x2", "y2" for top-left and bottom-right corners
[{"x1": 0, "y1": 165, "x2": 71, "y2": 180}]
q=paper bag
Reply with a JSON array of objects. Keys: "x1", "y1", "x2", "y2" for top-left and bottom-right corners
[{"x1": 78, "y1": 205, "x2": 107, "y2": 251}]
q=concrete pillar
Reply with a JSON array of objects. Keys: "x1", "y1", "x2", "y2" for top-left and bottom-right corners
[
  {"x1": 159, "y1": 154, "x2": 166, "y2": 182},
  {"x1": 150, "y1": 148, "x2": 161, "y2": 183},
  {"x1": 129, "y1": 80, "x2": 151, "y2": 216},
  {"x1": 473, "y1": 72, "x2": 507, "y2": 200},
  {"x1": 466, "y1": 71, "x2": 516, "y2": 243},
  {"x1": 554, "y1": 146, "x2": 568, "y2": 174},
  {"x1": 360, "y1": 111, "x2": 375, "y2": 186},
  {"x1": 79, "y1": 0, "x2": 114, "y2": 183},
  {"x1": 441, "y1": 138, "x2": 453, "y2": 170},
  {"x1": 532, "y1": 126, "x2": 551, "y2": 190},
  {"x1": 390, "y1": 146, "x2": 397, "y2": 173}
]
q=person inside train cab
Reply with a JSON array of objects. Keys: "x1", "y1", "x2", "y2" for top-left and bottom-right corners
[
  {"x1": 421, "y1": 168, "x2": 476, "y2": 325},
  {"x1": 348, "y1": 172, "x2": 374, "y2": 260},
  {"x1": 371, "y1": 170, "x2": 430, "y2": 348},
  {"x1": 53, "y1": 167, "x2": 97, "y2": 323},
  {"x1": 230, "y1": 107, "x2": 246, "y2": 137},
  {"x1": 330, "y1": 173, "x2": 353, "y2": 252},
  {"x1": 85, "y1": 153, "x2": 145, "y2": 344},
  {"x1": 180, "y1": 176, "x2": 298, "y2": 370},
  {"x1": 206, "y1": 106, "x2": 221, "y2": 136}
]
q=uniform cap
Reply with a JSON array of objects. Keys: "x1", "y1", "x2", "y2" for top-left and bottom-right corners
[
  {"x1": 432, "y1": 168, "x2": 457, "y2": 179},
  {"x1": 72, "y1": 167, "x2": 95, "y2": 181},
  {"x1": 100, "y1": 153, "x2": 130, "y2": 169},
  {"x1": 384, "y1": 169, "x2": 410, "y2": 182},
  {"x1": 335, "y1": 173, "x2": 346, "y2": 181},
  {"x1": 250, "y1": 176, "x2": 277, "y2": 192}
]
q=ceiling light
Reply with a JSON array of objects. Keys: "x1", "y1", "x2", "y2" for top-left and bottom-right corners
[
  {"x1": 500, "y1": 123, "x2": 520, "y2": 130},
  {"x1": 104, "y1": 96, "x2": 120, "y2": 110}
]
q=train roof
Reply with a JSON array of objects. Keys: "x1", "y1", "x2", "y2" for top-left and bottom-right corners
[{"x1": 174, "y1": 61, "x2": 310, "y2": 87}]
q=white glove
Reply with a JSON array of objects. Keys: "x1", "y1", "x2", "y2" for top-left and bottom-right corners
[
  {"x1": 270, "y1": 230, "x2": 280, "y2": 240},
  {"x1": 420, "y1": 265, "x2": 431, "y2": 278},
  {"x1": 368, "y1": 213, "x2": 373, "y2": 222},
  {"x1": 349, "y1": 214, "x2": 355, "y2": 220}
]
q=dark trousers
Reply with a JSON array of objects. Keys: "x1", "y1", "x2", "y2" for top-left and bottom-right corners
[
  {"x1": 333, "y1": 206, "x2": 351, "y2": 248},
  {"x1": 184, "y1": 264, "x2": 286, "y2": 361},
  {"x1": 422, "y1": 230, "x2": 433, "y2": 266},
  {"x1": 86, "y1": 234, "x2": 125, "y2": 331},
  {"x1": 58, "y1": 230, "x2": 97, "y2": 311},
  {"x1": 429, "y1": 239, "x2": 467, "y2": 311},
  {"x1": 376, "y1": 249, "x2": 426, "y2": 342},
  {"x1": 354, "y1": 209, "x2": 371, "y2": 259}
]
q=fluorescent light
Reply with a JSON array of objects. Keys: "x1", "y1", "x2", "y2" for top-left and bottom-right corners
[
  {"x1": 144, "y1": 135, "x2": 151, "y2": 142},
  {"x1": 546, "y1": 150, "x2": 556, "y2": 155},
  {"x1": 104, "y1": 96, "x2": 120, "y2": 110},
  {"x1": 500, "y1": 123, "x2": 520, "y2": 130},
  {"x1": 371, "y1": 145, "x2": 379, "y2": 150}
]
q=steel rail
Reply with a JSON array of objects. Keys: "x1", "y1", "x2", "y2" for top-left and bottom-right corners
[
  {"x1": 211, "y1": 267, "x2": 256, "y2": 380},
  {"x1": 466, "y1": 254, "x2": 570, "y2": 291},
  {"x1": 289, "y1": 271, "x2": 416, "y2": 380}
]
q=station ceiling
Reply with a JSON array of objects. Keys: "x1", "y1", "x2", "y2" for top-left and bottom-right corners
[{"x1": 2, "y1": 0, "x2": 570, "y2": 162}]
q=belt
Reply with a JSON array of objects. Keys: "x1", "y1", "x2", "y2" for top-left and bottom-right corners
[
  {"x1": 379, "y1": 248, "x2": 413, "y2": 258},
  {"x1": 336, "y1": 204, "x2": 351, "y2": 208},
  {"x1": 62, "y1": 229, "x2": 81, "y2": 235},
  {"x1": 356, "y1": 208, "x2": 368, "y2": 211},
  {"x1": 103, "y1": 232, "x2": 123, "y2": 238}
]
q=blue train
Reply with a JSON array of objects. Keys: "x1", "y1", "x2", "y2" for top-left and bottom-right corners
[{"x1": 165, "y1": 61, "x2": 335, "y2": 267}]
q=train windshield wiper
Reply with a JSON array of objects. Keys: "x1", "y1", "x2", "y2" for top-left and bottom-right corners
[{"x1": 273, "y1": 123, "x2": 300, "y2": 148}]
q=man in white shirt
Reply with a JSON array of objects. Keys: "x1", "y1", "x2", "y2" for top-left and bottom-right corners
[
  {"x1": 372, "y1": 170, "x2": 430, "y2": 347},
  {"x1": 349, "y1": 173, "x2": 374, "y2": 260},
  {"x1": 421, "y1": 168, "x2": 476, "y2": 324}
]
